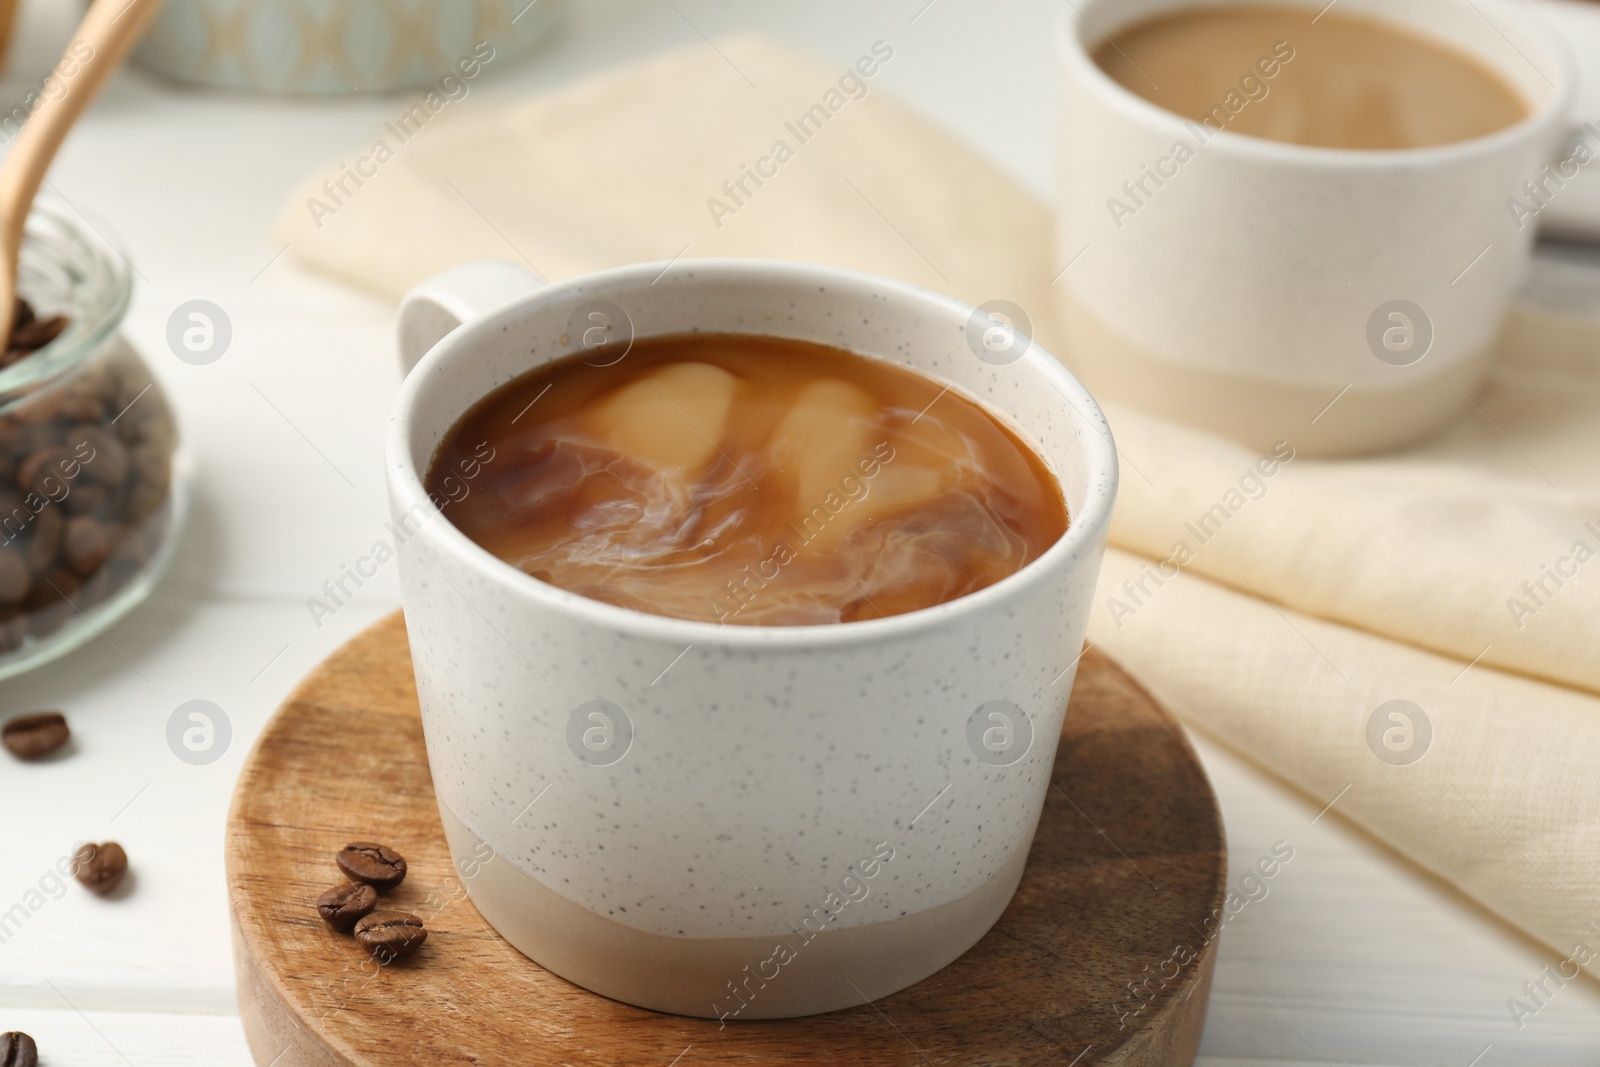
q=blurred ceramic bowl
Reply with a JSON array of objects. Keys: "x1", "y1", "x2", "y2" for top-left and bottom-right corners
[{"x1": 131, "y1": 0, "x2": 563, "y2": 94}]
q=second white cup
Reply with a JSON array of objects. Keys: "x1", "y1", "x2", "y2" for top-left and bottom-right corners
[{"x1": 1056, "y1": 0, "x2": 1577, "y2": 455}]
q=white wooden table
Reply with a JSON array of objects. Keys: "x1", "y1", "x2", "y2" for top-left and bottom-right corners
[{"x1": 1, "y1": 0, "x2": 1598, "y2": 1063}]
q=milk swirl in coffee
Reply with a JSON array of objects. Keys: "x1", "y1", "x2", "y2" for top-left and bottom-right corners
[{"x1": 427, "y1": 334, "x2": 1067, "y2": 625}]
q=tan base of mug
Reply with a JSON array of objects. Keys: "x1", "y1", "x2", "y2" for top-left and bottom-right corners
[
  {"x1": 1059, "y1": 296, "x2": 1496, "y2": 456},
  {"x1": 440, "y1": 802, "x2": 1034, "y2": 1020}
]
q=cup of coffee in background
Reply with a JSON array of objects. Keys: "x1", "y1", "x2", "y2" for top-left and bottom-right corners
[
  {"x1": 386, "y1": 258, "x2": 1117, "y2": 1018},
  {"x1": 1056, "y1": 0, "x2": 1577, "y2": 455}
]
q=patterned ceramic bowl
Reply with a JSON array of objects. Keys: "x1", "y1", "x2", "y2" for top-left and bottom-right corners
[{"x1": 131, "y1": 0, "x2": 563, "y2": 94}]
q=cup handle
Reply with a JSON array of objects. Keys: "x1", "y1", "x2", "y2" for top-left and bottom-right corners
[{"x1": 396, "y1": 260, "x2": 546, "y2": 377}]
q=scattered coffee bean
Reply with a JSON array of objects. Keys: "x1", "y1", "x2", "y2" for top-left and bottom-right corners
[
  {"x1": 354, "y1": 910, "x2": 428, "y2": 960},
  {"x1": 316, "y1": 881, "x2": 378, "y2": 931},
  {"x1": 0, "y1": 1030, "x2": 38, "y2": 1067},
  {"x1": 336, "y1": 842, "x2": 407, "y2": 891},
  {"x1": 1, "y1": 711, "x2": 69, "y2": 759},
  {"x1": 73, "y1": 841, "x2": 128, "y2": 894}
]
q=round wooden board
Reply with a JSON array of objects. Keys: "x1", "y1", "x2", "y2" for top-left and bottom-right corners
[{"x1": 227, "y1": 613, "x2": 1226, "y2": 1066}]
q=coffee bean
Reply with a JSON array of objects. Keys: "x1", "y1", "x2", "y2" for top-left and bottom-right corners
[
  {"x1": 108, "y1": 524, "x2": 150, "y2": 574},
  {"x1": 76, "y1": 566, "x2": 114, "y2": 611},
  {"x1": 65, "y1": 425, "x2": 127, "y2": 486},
  {"x1": 131, "y1": 442, "x2": 170, "y2": 491},
  {"x1": 16, "y1": 446, "x2": 74, "y2": 498},
  {"x1": 354, "y1": 910, "x2": 427, "y2": 960},
  {"x1": 22, "y1": 506, "x2": 62, "y2": 574},
  {"x1": 63, "y1": 516, "x2": 110, "y2": 575},
  {"x1": 0, "y1": 1030, "x2": 38, "y2": 1067},
  {"x1": 316, "y1": 881, "x2": 378, "y2": 931},
  {"x1": 112, "y1": 373, "x2": 152, "y2": 418},
  {"x1": 124, "y1": 479, "x2": 168, "y2": 524},
  {"x1": 1, "y1": 711, "x2": 68, "y2": 759},
  {"x1": 0, "y1": 310, "x2": 180, "y2": 662},
  {"x1": 26, "y1": 615, "x2": 61, "y2": 641},
  {"x1": 336, "y1": 842, "x2": 407, "y2": 891},
  {"x1": 0, "y1": 609, "x2": 26, "y2": 653},
  {"x1": 73, "y1": 841, "x2": 128, "y2": 894},
  {"x1": 17, "y1": 419, "x2": 58, "y2": 449},
  {"x1": 24, "y1": 567, "x2": 79, "y2": 615},
  {"x1": 58, "y1": 383, "x2": 106, "y2": 423},
  {"x1": 0, "y1": 549, "x2": 27, "y2": 605},
  {"x1": 8, "y1": 312, "x2": 66, "y2": 354},
  {"x1": 135, "y1": 416, "x2": 175, "y2": 455},
  {"x1": 64, "y1": 482, "x2": 112, "y2": 517}
]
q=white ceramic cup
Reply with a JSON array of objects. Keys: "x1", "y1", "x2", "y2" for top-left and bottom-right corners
[
  {"x1": 386, "y1": 259, "x2": 1116, "y2": 1019},
  {"x1": 1057, "y1": 0, "x2": 1577, "y2": 455}
]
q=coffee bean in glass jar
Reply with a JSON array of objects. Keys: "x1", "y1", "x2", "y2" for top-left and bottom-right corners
[{"x1": 0, "y1": 202, "x2": 185, "y2": 679}]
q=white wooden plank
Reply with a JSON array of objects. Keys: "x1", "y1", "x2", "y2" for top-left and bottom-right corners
[
  {"x1": 0, "y1": 1008, "x2": 251, "y2": 1066},
  {"x1": 0, "y1": 600, "x2": 391, "y2": 1010},
  {"x1": 1192, "y1": 731, "x2": 1600, "y2": 1064}
]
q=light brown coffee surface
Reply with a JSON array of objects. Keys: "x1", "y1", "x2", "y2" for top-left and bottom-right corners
[
  {"x1": 1093, "y1": 5, "x2": 1528, "y2": 149},
  {"x1": 428, "y1": 334, "x2": 1067, "y2": 626}
]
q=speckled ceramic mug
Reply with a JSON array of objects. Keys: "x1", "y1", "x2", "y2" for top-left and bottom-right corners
[{"x1": 387, "y1": 259, "x2": 1117, "y2": 1019}]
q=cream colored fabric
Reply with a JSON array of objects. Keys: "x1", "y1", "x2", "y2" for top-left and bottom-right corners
[
  {"x1": 278, "y1": 37, "x2": 1600, "y2": 977},
  {"x1": 1089, "y1": 280, "x2": 1600, "y2": 979},
  {"x1": 275, "y1": 35, "x2": 1060, "y2": 352},
  {"x1": 1090, "y1": 546, "x2": 1600, "y2": 981},
  {"x1": 1102, "y1": 357, "x2": 1600, "y2": 697}
]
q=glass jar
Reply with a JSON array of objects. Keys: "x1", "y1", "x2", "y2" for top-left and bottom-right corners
[{"x1": 0, "y1": 199, "x2": 187, "y2": 680}]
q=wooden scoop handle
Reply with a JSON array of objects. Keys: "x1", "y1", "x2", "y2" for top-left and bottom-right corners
[
  {"x1": 0, "y1": 0, "x2": 165, "y2": 345},
  {"x1": 0, "y1": 0, "x2": 18, "y2": 76}
]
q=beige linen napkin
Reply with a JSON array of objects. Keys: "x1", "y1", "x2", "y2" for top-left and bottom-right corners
[
  {"x1": 278, "y1": 36, "x2": 1600, "y2": 979},
  {"x1": 1089, "y1": 279, "x2": 1600, "y2": 981},
  {"x1": 1103, "y1": 349, "x2": 1600, "y2": 698},
  {"x1": 276, "y1": 35, "x2": 1059, "y2": 352},
  {"x1": 1090, "y1": 544, "x2": 1600, "y2": 986}
]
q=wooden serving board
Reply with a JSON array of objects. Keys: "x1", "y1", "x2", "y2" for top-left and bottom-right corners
[{"x1": 227, "y1": 613, "x2": 1226, "y2": 1066}]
